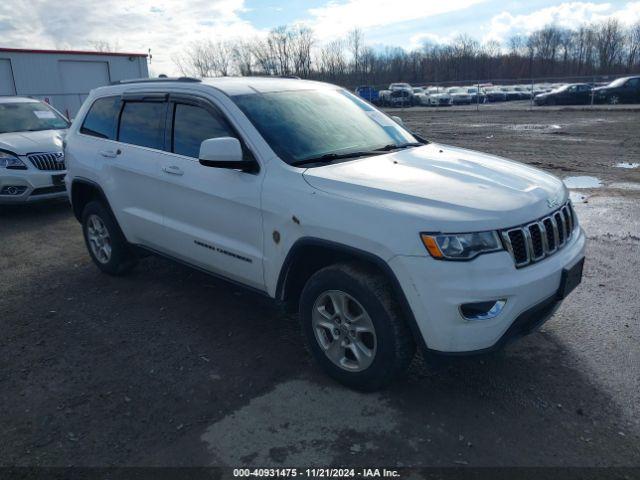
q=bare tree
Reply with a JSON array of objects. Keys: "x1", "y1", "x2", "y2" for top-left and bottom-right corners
[
  {"x1": 347, "y1": 28, "x2": 364, "y2": 81},
  {"x1": 626, "y1": 21, "x2": 640, "y2": 71},
  {"x1": 596, "y1": 19, "x2": 625, "y2": 72},
  {"x1": 172, "y1": 18, "x2": 639, "y2": 87},
  {"x1": 89, "y1": 40, "x2": 120, "y2": 52},
  {"x1": 291, "y1": 25, "x2": 314, "y2": 77}
]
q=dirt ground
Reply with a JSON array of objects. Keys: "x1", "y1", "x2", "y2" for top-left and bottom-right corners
[{"x1": 1, "y1": 106, "x2": 639, "y2": 469}]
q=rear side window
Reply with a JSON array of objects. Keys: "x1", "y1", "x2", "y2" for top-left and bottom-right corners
[
  {"x1": 118, "y1": 101, "x2": 166, "y2": 150},
  {"x1": 172, "y1": 103, "x2": 236, "y2": 158},
  {"x1": 80, "y1": 96, "x2": 120, "y2": 139}
]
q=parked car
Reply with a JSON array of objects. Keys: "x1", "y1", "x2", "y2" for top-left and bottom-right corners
[
  {"x1": 355, "y1": 86, "x2": 379, "y2": 105},
  {"x1": 593, "y1": 76, "x2": 640, "y2": 104},
  {"x1": 0, "y1": 97, "x2": 70, "y2": 205},
  {"x1": 65, "y1": 77, "x2": 586, "y2": 390},
  {"x1": 447, "y1": 87, "x2": 473, "y2": 105},
  {"x1": 425, "y1": 87, "x2": 453, "y2": 106},
  {"x1": 534, "y1": 83, "x2": 593, "y2": 106},
  {"x1": 466, "y1": 87, "x2": 487, "y2": 104},
  {"x1": 484, "y1": 87, "x2": 507, "y2": 102},
  {"x1": 499, "y1": 86, "x2": 522, "y2": 101},
  {"x1": 512, "y1": 86, "x2": 532, "y2": 100},
  {"x1": 412, "y1": 87, "x2": 430, "y2": 106},
  {"x1": 388, "y1": 89, "x2": 413, "y2": 107},
  {"x1": 378, "y1": 89, "x2": 392, "y2": 106},
  {"x1": 389, "y1": 83, "x2": 412, "y2": 92}
]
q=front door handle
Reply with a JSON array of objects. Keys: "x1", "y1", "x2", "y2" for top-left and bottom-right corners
[
  {"x1": 100, "y1": 149, "x2": 120, "y2": 158},
  {"x1": 162, "y1": 165, "x2": 184, "y2": 176}
]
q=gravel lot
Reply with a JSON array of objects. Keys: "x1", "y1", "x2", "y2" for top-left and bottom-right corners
[{"x1": 1, "y1": 106, "x2": 639, "y2": 468}]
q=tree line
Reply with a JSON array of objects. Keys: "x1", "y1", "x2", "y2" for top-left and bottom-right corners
[{"x1": 172, "y1": 18, "x2": 640, "y2": 87}]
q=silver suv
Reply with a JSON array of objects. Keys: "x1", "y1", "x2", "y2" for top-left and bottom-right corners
[{"x1": 0, "y1": 97, "x2": 69, "y2": 204}]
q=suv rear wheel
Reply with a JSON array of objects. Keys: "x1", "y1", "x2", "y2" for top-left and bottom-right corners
[
  {"x1": 81, "y1": 201, "x2": 137, "y2": 275},
  {"x1": 299, "y1": 263, "x2": 415, "y2": 391}
]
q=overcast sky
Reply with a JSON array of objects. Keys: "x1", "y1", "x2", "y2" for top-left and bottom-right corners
[{"x1": 1, "y1": 0, "x2": 639, "y2": 75}]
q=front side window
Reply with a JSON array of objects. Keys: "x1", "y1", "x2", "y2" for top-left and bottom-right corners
[
  {"x1": 172, "y1": 103, "x2": 236, "y2": 158},
  {"x1": 0, "y1": 101, "x2": 69, "y2": 134},
  {"x1": 232, "y1": 89, "x2": 417, "y2": 165},
  {"x1": 80, "y1": 96, "x2": 120, "y2": 139},
  {"x1": 118, "y1": 101, "x2": 166, "y2": 150}
]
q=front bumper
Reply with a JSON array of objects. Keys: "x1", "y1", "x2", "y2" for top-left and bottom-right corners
[
  {"x1": 389, "y1": 227, "x2": 586, "y2": 353},
  {"x1": 0, "y1": 168, "x2": 67, "y2": 204}
]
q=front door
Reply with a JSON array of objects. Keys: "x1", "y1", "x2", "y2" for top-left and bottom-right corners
[{"x1": 157, "y1": 96, "x2": 265, "y2": 291}]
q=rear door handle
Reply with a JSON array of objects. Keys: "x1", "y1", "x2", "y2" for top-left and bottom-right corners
[
  {"x1": 162, "y1": 165, "x2": 184, "y2": 176},
  {"x1": 100, "y1": 149, "x2": 120, "y2": 158}
]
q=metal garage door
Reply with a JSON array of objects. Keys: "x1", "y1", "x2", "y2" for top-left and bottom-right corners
[
  {"x1": 0, "y1": 59, "x2": 16, "y2": 95},
  {"x1": 59, "y1": 60, "x2": 110, "y2": 116}
]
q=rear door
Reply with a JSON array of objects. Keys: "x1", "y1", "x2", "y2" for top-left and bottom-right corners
[
  {"x1": 156, "y1": 94, "x2": 265, "y2": 290},
  {"x1": 104, "y1": 93, "x2": 168, "y2": 248}
]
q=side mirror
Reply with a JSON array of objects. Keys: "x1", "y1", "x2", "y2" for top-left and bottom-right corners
[
  {"x1": 199, "y1": 137, "x2": 256, "y2": 172},
  {"x1": 391, "y1": 115, "x2": 404, "y2": 126}
]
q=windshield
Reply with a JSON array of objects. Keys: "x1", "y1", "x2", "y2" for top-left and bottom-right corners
[
  {"x1": 607, "y1": 77, "x2": 627, "y2": 88},
  {"x1": 0, "y1": 101, "x2": 69, "y2": 134},
  {"x1": 232, "y1": 89, "x2": 418, "y2": 165}
]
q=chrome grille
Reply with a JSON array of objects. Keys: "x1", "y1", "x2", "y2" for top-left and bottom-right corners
[
  {"x1": 501, "y1": 202, "x2": 577, "y2": 268},
  {"x1": 28, "y1": 152, "x2": 66, "y2": 171}
]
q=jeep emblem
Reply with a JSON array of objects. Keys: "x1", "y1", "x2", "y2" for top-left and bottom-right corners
[{"x1": 547, "y1": 197, "x2": 561, "y2": 208}]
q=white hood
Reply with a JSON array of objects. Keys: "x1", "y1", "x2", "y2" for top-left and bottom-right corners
[
  {"x1": 302, "y1": 143, "x2": 567, "y2": 231},
  {"x1": 0, "y1": 129, "x2": 66, "y2": 155}
]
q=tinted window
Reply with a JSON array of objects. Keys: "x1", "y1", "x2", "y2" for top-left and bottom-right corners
[
  {"x1": 80, "y1": 97, "x2": 120, "y2": 139},
  {"x1": 118, "y1": 101, "x2": 166, "y2": 149},
  {"x1": 172, "y1": 103, "x2": 235, "y2": 158}
]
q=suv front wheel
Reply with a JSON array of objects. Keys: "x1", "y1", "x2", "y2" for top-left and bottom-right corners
[
  {"x1": 300, "y1": 263, "x2": 416, "y2": 391},
  {"x1": 81, "y1": 201, "x2": 137, "y2": 275}
]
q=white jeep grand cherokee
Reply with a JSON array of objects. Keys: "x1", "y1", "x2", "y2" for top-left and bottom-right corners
[{"x1": 65, "y1": 77, "x2": 585, "y2": 390}]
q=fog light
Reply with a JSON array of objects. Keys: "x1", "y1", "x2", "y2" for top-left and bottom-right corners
[
  {"x1": 0, "y1": 186, "x2": 27, "y2": 195},
  {"x1": 460, "y1": 300, "x2": 506, "y2": 320}
]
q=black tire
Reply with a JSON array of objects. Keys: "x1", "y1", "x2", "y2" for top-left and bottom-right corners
[
  {"x1": 299, "y1": 262, "x2": 416, "y2": 391},
  {"x1": 81, "y1": 201, "x2": 137, "y2": 275}
]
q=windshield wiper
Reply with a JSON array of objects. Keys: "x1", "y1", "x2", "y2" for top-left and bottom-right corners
[
  {"x1": 374, "y1": 142, "x2": 423, "y2": 152},
  {"x1": 292, "y1": 150, "x2": 386, "y2": 167},
  {"x1": 292, "y1": 142, "x2": 424, "y2": 167}
]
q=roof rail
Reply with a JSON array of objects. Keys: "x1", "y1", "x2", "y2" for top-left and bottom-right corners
[{"x1": 111, "y1": 77, "x2": 202, "y2": 85}]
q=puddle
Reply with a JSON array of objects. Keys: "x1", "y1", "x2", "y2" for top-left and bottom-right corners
[
  {"x1": 200, "y1": 379, "x2": 399, "y2": 466},
  {"x1": 506, "y1": 124, "x2": 562, "y2": 132},
  {"x1": 570, "y1": 191, "x2": 589, "y2": 203},
  {"x1": 563, "y1": 176, "x2": 602, "y2": 189},
  {"x1": 615, "y1": 162, "x2": 639, "y2": 169}
]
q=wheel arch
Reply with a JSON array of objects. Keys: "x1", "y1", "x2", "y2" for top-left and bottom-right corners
[
  {"x1": 276, "y1": 237, "x2": 427, "y2": 350},
  {"x1": 70, "y1": 178, "x2": 113, "y2": 222}
]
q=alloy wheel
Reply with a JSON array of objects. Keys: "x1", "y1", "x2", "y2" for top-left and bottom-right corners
[
  {"x1": 311, "y1": 290, "x2": 377, "y2": 372},
  {"x1": 86, "y1": 214, "x2": 112, "y2": 264}
]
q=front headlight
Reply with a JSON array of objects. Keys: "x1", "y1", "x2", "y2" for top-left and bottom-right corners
[
  {"x1": 420, "y1": 231, "x2": 503, "y2": 260},
  {"x1": 0, "y1": 151, "x2": 27, "y2": 169}
]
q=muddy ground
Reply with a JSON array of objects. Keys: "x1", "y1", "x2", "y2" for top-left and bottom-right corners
[{"x1": 1, "y1": 106, "x2": 639, "y2": 469}]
